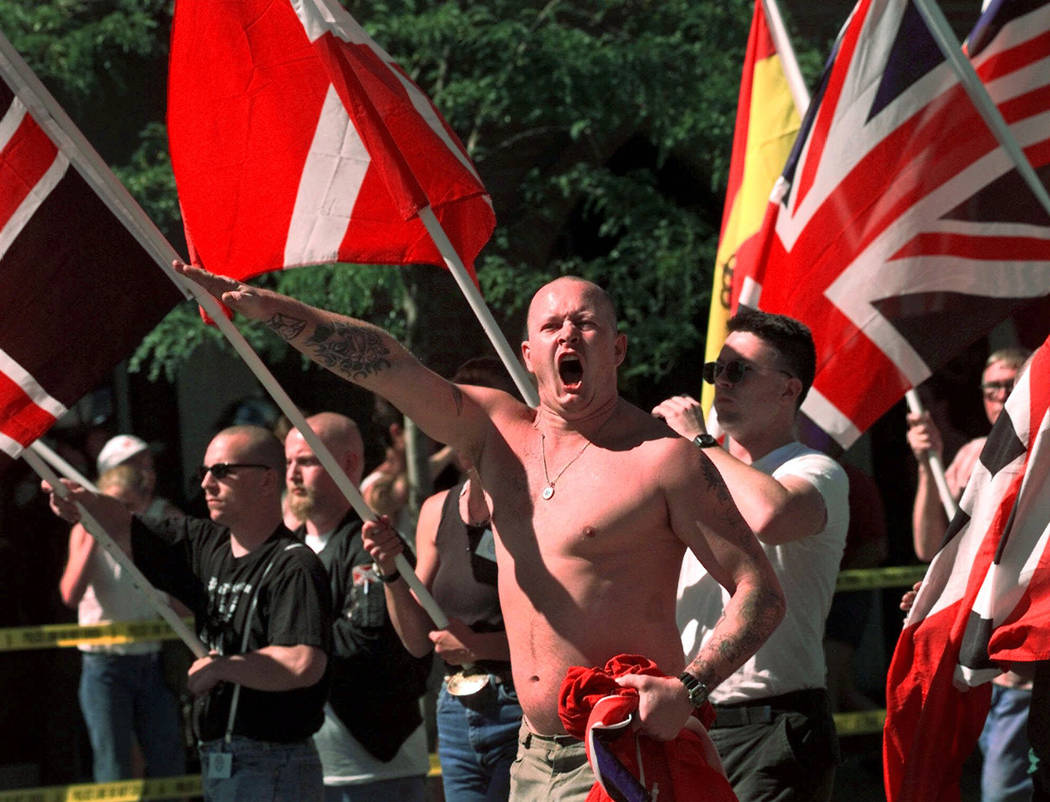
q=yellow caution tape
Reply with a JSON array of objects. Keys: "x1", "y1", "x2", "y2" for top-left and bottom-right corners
[
  {"x1": 835, "y1": 565, "x2": 926, "y2": 592},
  {"x1": 0, "y1": 774, "x2": 200, "y2": 802},
  {"x1": 834, "y1": 708, "x2": 886, "y2": 736},
  {"x1": 0, "y1": 565, "x2": 928, "y2": 654},
  {"x1": 0, "y1": 765, "x2": 446, "y2": 800},
  {"x1": 0, "y1": 620, "x2": 186, "y2": 652}
]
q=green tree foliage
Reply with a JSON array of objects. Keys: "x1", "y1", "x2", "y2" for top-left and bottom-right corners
[{"x1": 0, "y1": 0, "x2": 826, "y2": 402}]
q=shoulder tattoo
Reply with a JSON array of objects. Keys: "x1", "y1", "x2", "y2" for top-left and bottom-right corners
[{"x1": 304, "y1": 321, "x2": 391, "y2": 379}]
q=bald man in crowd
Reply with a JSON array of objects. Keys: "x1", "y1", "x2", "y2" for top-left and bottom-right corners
[
  {"x1": 285, "y1": 413, "x2": 432, "y2": 801},
  {"x1": 178, "y1": 262, "x2": 785, "y2": 800},
  {"x1": 44, "y1": 425, "x2": 332, "y2": 801}
]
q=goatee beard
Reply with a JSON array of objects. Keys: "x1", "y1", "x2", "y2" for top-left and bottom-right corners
[{"x1": 287, "y1": 488, "x2": 316, "y2": 521}]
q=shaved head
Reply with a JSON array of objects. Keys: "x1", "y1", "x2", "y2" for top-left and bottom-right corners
[
  {"x1": 213, "y1": 425, "x2": 285, "y2": 472},
  {"x1": 301, "y1": 412, "x2": 364, "y2": 484},
  {"x1": 526, "y1": 276, "x2": 617, "y2": 336}
]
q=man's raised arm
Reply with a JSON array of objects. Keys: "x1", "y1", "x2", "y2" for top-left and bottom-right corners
[
  {"x1": 667, "y1": 445, "x2": 785, "y2": 691},
  {"x1": 176, "y1": 261, "x2": 490, "y2": 455}
]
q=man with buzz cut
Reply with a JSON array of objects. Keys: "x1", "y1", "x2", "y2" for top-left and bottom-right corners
[
  {"x1": 285, "y1": 411, "x2": 432, "y2": 802},
  {"x1": 176, "y1": 260, "x2": 785, "y2": 801},
  {"x1": 653, "y1": 308, "x2": 849, "y2": 802},
  {"x1": 43, "y1": 424, "x2": 333, "y2": 802}
]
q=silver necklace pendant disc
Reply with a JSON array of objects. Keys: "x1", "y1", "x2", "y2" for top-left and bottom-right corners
[{"x1": 542, "y1": 485, "x2": 555, "y2": 501}]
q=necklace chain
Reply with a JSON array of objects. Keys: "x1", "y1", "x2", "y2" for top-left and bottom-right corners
[{"x1": 539, "y1": 432, "x2": 593, "y2": 501}]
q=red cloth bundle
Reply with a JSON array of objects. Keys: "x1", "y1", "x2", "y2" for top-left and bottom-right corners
[{"x1": 558, "y1": 654, "x2": 736, "y2": 802}]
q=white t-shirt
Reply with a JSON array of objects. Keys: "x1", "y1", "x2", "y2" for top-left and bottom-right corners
[
  {"x1": 677, "y1": 441, "x2": 849, "y2": 703},
  {"x1": 304, "y1": 531, "x2": 429, "y2": 785},
  {"x1": 313, "y1": 704, "x2": 429, "y2": 786}
]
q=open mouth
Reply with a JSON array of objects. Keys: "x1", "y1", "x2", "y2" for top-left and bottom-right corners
[{"x1": 558, "y1": 354, "x2": 584, "y2": 386}]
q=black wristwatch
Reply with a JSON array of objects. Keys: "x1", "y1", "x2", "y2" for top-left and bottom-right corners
[
  {"x1": 693, "y1": 433, "x2": 719, "y2": 449},
  {"x1": 373, "y1": 562, "x2": 401, "y2": 584},
  {"x1": 678, "y1": 671, "x2": 710, "y2": 709}
]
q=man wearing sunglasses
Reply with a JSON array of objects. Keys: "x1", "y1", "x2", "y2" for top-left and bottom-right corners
[
  {"x1": 44, "y1": 425, "x2": 333, "y2": 801},
  {"x1": 176, "y1": 261, "x2": 786, "y2": 801},
  {"x1": 652, "y1": 309, "x2": 849, "y2": 802},
  {"x1": 284, "y1": 412, "x2": 432, "y2": 801}
]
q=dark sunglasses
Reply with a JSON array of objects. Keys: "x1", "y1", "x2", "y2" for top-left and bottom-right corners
[
  {"x1": 197, "y1": 463, "x2": 271, "y2": 482},
  {"x1": 981, "y1": 380, "x2": 1014, "y2": 399},
  {"x1": 702, "y1": 359, "x2": 794, "y2": 385}
]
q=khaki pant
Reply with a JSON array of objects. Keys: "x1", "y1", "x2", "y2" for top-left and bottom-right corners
[{"x1": 508, "y1": 721, "x2": 594, "y2": 801}]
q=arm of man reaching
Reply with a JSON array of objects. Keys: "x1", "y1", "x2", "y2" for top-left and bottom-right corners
[
  {"x1": 652, "y1": 395, "x2": 829, "y2": 544},
  {"x1": 905, "y1": 411, "x2": 951, "y2": 561},
  {"x1": 363, "y1": 510, "x2": 511, "y2": 664},
  {"x1": 617, "y1": 442, "x2": 786, "y2": 741},
  {"x1": 176, "y1": 261, "x2": 500, "y2": 460}
]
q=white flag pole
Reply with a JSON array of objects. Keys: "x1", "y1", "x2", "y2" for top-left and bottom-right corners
[
  {"x1": 23, "y1": 445, "x2": 208, "y2": 657},
  {"x1": 913, "y1": 0, "x2": 1050, "y2": 218},
  {"x1": 417, "y1": 206, "x2": 539, "y2": 409},
  {"x1": 761, "y1": 0, "x2": 811, "y2": 115},
  {"x1": 28, "y1": 439, "x2": 93, "y2": 487},
  {"x1": 0, "y1": 30, "x2": 449, "y2": 630},
  {"x1": 904, "y1": 389, "x2": 959, "y2": 521}
]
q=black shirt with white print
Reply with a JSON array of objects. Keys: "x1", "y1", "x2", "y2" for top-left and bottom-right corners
[{"x1": 130, "y1": 515, "x2": 333, "y2": 742}]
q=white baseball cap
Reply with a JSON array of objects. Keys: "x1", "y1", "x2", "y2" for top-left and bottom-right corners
[{"x1": 96, "y1": 435, "x2": 150, "y2": 475}]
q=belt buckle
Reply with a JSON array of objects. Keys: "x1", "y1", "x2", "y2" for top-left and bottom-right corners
[{"x1": 446, "y1": 667, "x2": 492, "y2": 697}]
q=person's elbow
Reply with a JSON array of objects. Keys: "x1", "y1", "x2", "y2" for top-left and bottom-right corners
[
  {"x1": 288, "y1": 646, "x2": 328, "y2": 687},
  {"x1": 58, "y1": 582, "x2": 81, "y2": 609},
  {"x1": 744, "y1": 564, "x2": 787, "y2": 639}
]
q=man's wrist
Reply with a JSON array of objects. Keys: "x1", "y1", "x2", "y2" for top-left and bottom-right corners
[
  {"x1": 373, "y1": 562, "x2": 401, "y2": 584},
  {"x1": 677, "y1": 670, "x2": 710, "y2": 709}
]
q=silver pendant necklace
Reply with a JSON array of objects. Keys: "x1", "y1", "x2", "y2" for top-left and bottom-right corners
[{"x1": 539, "y1": 431, "x2": 593, "y2": 501}]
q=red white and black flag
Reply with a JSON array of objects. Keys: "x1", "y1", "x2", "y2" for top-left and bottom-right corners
[
  {"x1": 167, "y1": 0, "x2": 496, "y2": 283},
  {"x1": 734, "y1": 0, "x2": 1050, "y2": 453},
  {"x1": 884, "y1": 333, "x2": 1050, "y2": 801},
  {"x1": 0, "y1": 35, "x2": 183, "y2": 463}
]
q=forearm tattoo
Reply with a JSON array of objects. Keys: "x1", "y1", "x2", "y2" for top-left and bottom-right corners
[
  {"x1": 450, "y1": 384, "x2": 464, "y2": 416},
  {"x1": 303, "y1": 321, "x2": 392, "y2": 379},
  {"x1": 690, "y1": 584, "x2": 784, "y2": 686},
  {"x1": 266, "y1": 313, "x2": 307, "y2": 341}
]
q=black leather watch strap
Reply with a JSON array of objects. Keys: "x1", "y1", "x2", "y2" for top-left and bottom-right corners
[{"x1": 678, "y1": 671, "x2": 710, "y2": 709}]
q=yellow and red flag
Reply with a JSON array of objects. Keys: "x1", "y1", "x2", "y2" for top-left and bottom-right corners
[{"x1": 702, "y1": 0, "x2": 800, "y2": 414}]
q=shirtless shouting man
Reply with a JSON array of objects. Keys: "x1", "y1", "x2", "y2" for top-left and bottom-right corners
[{"x1": 177, "y1": 262, "x2": 785, "y2": 799}]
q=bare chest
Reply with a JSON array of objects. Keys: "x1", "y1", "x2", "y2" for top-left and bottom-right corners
[{"x1": 483, "y1": 435, "x2": 676, "y2": 567}]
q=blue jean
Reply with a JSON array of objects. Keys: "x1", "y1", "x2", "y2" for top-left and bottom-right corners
[
  {"x1": 437, "y1": 678, "x2": 522, "y2": 801},
  {"x1": 199, "y1": 736, "x2": 323, "y2": 802},
  {"x1": 978, "y1": 684, "x2": 1033, "y2": 802},
  {"x1": 78, "y1": 651, "x2": 184, "y2": 782},
  {"x1": 322, "y1": 776, "x2": 425, "y2": 801}
]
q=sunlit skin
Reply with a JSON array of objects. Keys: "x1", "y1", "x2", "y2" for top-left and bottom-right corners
[
  {"x1": 907, "y1": 358, "x2": 1021, "y2": 562},
  {"x1": 173, "y1": 263, "x2": 785, "y2": 741}
]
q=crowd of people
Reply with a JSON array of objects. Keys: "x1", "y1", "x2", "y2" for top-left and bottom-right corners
[{"x1": 34, "y1": 265, "x2": 1038, "y2": 802}]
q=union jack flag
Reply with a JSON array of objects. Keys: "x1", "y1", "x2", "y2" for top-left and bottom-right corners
[
  {"x1": 0, "y1": 32, "x2": 182, "y2": 464},
  {"x1": 884, "y1": 332, "x2": 1050, "y2": 801},
  {"x1": 734, "y1": 0, "x2": 1050, "y2": 453}
]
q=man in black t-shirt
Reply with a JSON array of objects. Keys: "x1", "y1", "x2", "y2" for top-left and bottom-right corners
[
  {"x1": 45, "y1": 425, "x2": 333, "y2": 802},
  {"x1": 286, "y1": 412, "x2": 432, "y2": 798}
]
